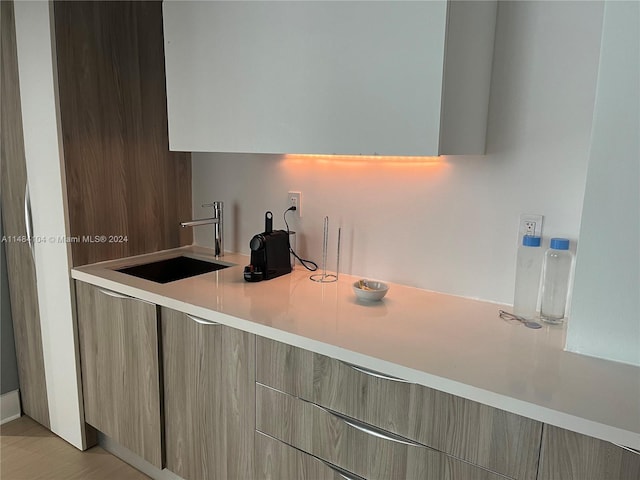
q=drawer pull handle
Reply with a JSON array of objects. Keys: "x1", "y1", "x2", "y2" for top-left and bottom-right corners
[
  {"x1": 319, "y1": 459, "x2": 364, "y2": 480},
  {"x1": 614, "y1": 444, "x2": 640, "y2": 455},
  {"x1": 310, "y1": 401, "x2": 422, "y2": 448},
  {"x1": 336, "y1": 472, "x2": 360, "y2": 480},
  {"x1": 341, "y1": 416, "x2": 421, "y2": 447},
  {"x1": 343, "y1": 362, "x2": 411, "y2": 384},
  {"x1": 97, "y1": 288, "x2": 133, "y2": 300},
  {"x1": 97, "y1": 288, "x2": 153, "y2": 305},
  {"x1": 186, "y1": 314, "x2": 220, "y2": 326},
  {"x1": 24, "y1": 183, "x2": 35, "y2": 261}
]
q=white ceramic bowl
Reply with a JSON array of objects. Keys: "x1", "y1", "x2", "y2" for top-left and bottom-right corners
[{"x1": 353, "y1": 279, "x2": 389, "y2": 302}]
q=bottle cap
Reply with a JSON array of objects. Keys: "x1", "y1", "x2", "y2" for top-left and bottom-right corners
[
  {"x1": 522, "y1": 235, "x2": 541, "y2": 247},
  {"x1": 550, "y1": 238, "x2": 570, "y2": 250}
]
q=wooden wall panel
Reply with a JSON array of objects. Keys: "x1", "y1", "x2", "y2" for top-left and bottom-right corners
[{"x1": 53, "y1": 1, "x2": 192, "y2": 267}]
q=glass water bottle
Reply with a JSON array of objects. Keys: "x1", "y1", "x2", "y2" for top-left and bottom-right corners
[
  {"x1": 513, "y1": 235, "x2": 543, "y2": 320},
  {"x1": 540, "y1": 238, "x2": 572, "y2": 324}
]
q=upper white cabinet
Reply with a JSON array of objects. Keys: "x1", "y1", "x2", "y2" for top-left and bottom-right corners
[{"x1": 163, "y1": 1, "x2": 496, "y2": 156}]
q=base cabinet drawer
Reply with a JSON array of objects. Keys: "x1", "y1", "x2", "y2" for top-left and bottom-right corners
[
  {"x1": 162, "y1": 308, "x2": 255, "y2": 480},
  {"x1": 76, "y1": 281, "x2": 163, "y2": 468},
  {"x1": 257, "y1": 337, "x2": 541, "y2": 480},
  {"x1": 538, "y1": 425, "x2": 640, "y2": 480},
  {"x1": 257, "y1": 384, "x2": 507, "y2": 480},
  {"x1": 256, "y1": 431, "x2": 363, "y2": 480}
]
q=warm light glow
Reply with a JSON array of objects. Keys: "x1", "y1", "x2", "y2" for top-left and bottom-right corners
[{"x1": 283, "y1": 153, "x2": 446, "y2": 168}]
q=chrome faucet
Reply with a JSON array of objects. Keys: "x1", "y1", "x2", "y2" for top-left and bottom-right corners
[{"x1": 181, "y1": 202, "x2": 224, "y2": 257}]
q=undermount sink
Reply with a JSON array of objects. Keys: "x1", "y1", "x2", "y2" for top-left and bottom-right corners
[{"x1": 116, "y1": 256, "x2": 230, "y2": 284}]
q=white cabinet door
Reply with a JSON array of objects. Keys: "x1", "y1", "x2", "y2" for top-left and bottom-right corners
[
  {"x1": 14, "y1": 0, "x2": 87, "y2": 450},
  {"x1": 163, "y1": 1, "x2": 496, "y2": 156}
]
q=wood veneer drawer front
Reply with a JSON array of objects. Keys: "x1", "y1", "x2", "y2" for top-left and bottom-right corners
[
  {"x1": 538, "y1": 425, "x2": 640, "y2": 480},
  {"x1": 256, "y1": 431, "x2": 363, "y2": 480},
  {"x1": 75, "y1": 281, "x2": 163, "y2": 468},
  {"x1": 256, "y1": 384, "x2": 506, "y2": 480},
  {"x1": 162, "y1": 308, "x2": 255, "y2": 480},
  {"x1": 256, "y1": 337, "x2": 541, "y2": 480}
]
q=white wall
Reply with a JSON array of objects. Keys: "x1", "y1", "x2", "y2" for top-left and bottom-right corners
[
  {"x1": 566, "y1": 1, "x2": 640, "y2": 366},
  {"x1": 192, "y1": 1, "x2": 604, "y2": 305}
]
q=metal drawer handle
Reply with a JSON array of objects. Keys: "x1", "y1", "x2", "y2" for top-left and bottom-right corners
[
  {"x1": 24, "y1": 183, "x2": 35, "y2": 261},
  {"x1": 336, "y1": 472, "x2": 360, "y2": 480},
  {"x1": 342, "y1": 361, "x2": 411, "y2": 384},
  {"x1": 186, "y1": 314, "x2": 220, "y2": 326},
  {"x1": 97, "y1": 288, "x2": 153, "y2": 305},
  {"x1": 614, "y1": 444, "x2": 640, "y2": 455},
  {"x1": 319, "y1": 458, "x2": 364, "y2": 480},
  {"x1": 309, "y1": 401, "x2": 422, "y2": 448},
  {"x1": 97, "y1": 288, "x2": 132, "y2": 300},
  {"x1": 340, "y1": 416, "x2": 421, "y2": 447}
]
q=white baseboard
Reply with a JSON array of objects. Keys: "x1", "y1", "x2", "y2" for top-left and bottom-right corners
[{"x1": 0, "y1": 390, "x2": 21, "y2": 425}]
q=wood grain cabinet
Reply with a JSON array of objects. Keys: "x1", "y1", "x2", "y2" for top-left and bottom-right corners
[
  {"x1": 1, "y1": 0, "x2": 50, "y2": 429},
  {"x1": 256, "y1": 431, "x2": 366, "y2": 480},
  {"x1": 4, "y1": 0, "x2": 191, "y2": 449},
  {"x1": 257, "y1": 337, "x2": 542, "y2": 480},
  {"x1": 53, "y1": 0, "x2": 192, "y2": 267},
  {"x1": 257, "y1": 384, "x2": 506, "y2": 480},
  {"x1": 75, "y1": 281, "x2": 163, "y2": 468},
  {"x1": 538, "y1": 425, "x2": 640, "y2": 480},
  {"x1": 161, "y1": 307, "x2": 255, "y2": 480}
]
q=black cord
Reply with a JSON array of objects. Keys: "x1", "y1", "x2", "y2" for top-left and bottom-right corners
[{"x1": 284, "y1": 207, "x2": 318, "y2": 272}]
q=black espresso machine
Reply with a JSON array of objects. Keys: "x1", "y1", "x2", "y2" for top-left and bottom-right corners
[{"x1": 244, "y1": 211, "x2": 292, "y2": 282}]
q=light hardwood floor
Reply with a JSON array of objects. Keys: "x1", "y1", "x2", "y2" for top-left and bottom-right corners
[{"x1": 0, "y1": 416, "x2": 149, "y2": 480}]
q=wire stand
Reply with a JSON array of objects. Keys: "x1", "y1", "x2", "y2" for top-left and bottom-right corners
[{"x1": 310, "y1": 217, "x2": 340, "y2": 283}]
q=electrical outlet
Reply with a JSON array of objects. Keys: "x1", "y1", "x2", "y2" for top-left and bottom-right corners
[
  {"x1": 523, "y1": 221, "x2": 536, "y2": 236},
  {"x1": 518, "y1": 214, "x2": 543, "y2": 239},
  {"x1": 288, "y1": 191, "x2": 302, "y2": 218}
]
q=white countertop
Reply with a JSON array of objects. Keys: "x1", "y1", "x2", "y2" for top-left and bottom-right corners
[{"x1": 72, "y1": 246, "x2": 640, "y2": 449}]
